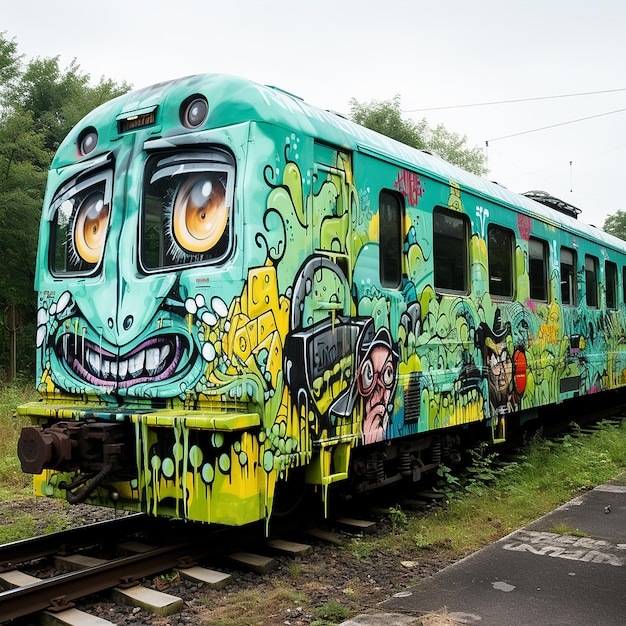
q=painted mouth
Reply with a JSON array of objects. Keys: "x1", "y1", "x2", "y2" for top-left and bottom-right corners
[{"x1": 58, "y1": 333, "x2": 187, "y2": 388}]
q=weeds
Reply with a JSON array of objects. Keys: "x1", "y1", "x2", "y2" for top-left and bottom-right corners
[
  {"x1": 311, "y1": 599, "x2": 350, "y2": 625},
  {"x1": 434, "y1": 441, "x2": 507, "y2": 501},
  {"x1": 198, "y1": 585, "x2": 307, "y2": 626},
  {"x1": 2, "y1": 379, "x2": 626, "y2": 625},
  {"x1": 388, "y1": 504, "x2": 408, "y2": 533},
  {"x1": 549, "y1": 523, "x2": 589, "y2": 537},
  {"x1": 350, "y1": 539, "x2": 373, "y2": 559},
  {"x1": 287, "y1": 562, "x2": 302, "y2": 577}
]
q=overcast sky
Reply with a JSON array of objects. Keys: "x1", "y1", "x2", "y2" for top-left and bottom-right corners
[{"x1": 3, "y1": 0, "x2": 625, "y2": 226}]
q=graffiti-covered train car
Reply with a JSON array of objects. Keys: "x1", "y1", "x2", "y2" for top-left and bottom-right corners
[{"x1": 17, "y1": 74, "x2": 626, "y2": 527}]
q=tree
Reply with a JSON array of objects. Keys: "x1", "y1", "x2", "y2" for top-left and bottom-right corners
[
  {"x1": 350, "y1": 95, "x2": 430, "y2": 151},
  {"x1": 427, "y1": 123, "x2": 487, "y2": 176},
  {"x1": 14, "y1": 56, "x2": 130, "y2": 151},
  {"x1": 603, "y1": 210, "x2": 626, "y2": 241},
  {"x1": 0, "y1": 32, "x2": 131, "y2": 377},
  {"x1": 349, "y1": 95, "x2": 488, "y2": 176},
  {"x1": 0, "y1": 32, "x2": 22, "y2": 109}
]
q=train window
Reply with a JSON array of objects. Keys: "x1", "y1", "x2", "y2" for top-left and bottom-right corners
[
  {"x1": 585, "y1": 255, "x2": 599, "y2": 307},
  {"x1": 49, "y1": 169, "x2": 113, "y2": 276},
  {"x1": 528, "y1": 237, "x2": 548, "y2": 301},
  {"x1": 379, "y1": 189, "x2": 404, "y2": 288},
  {"x1": 623, "y1": 266, "x2": 626, "y2": 304},
  {"x1": 560, "y1": 247, "x2": 577, "y2": 306},
  {"x1": 488, "y1": 224, "x2": 514, "y2": 298},
  {"x1": 606, "y1": 260, "x2": 618, "y2": 309},
  {"x1": 433, "y1": 207, "x2": 468, "y2": 293},
  {"x1": 141, "y1": 151, "x2": 235, "y2": 271}
]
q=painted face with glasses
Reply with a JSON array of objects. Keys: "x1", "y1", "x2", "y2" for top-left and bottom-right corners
[
  {"x1": 358, "y1": 328, "x2": 398, "y2": 444},
  {"x1": 485, "y1": 336, "x2": 514, "y2": 408}
]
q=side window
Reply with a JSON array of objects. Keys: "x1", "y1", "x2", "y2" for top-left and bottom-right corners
[
  {"x1": 560, "y1": 247, "x2": 577, "y2": 306},
  {"x1": 529, "y1": 237, "x2": 548, "y2": 301},
  {"x1": 379, "y1": 189, "x2": 404, "y2": 288},
  {"x1": 433, "y1": 207, "x2": 469, "y2": 293},
  {"x1": 606, "y1": 260, "x2": 618, "y2": 309},
  {"x1": 488, "y1": 224, "x2": 514, "y2": 299},
  {"x1": 585, "y1": 255, "x2": 599, "y2": 308}
]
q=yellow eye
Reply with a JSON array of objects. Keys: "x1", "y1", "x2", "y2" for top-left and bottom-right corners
[
  {"x1": 172, "y1": 175, "x2": 228, "y2": 253},
  {"x1": 74, "y1": 192, "x2": 109, "y2": 264}
]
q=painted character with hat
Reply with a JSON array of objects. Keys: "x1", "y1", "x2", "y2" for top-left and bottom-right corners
[{"x1": 477, "y1": 311, "x2": 526, "y2": 415}]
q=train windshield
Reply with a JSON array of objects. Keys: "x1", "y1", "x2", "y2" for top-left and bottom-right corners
[
  {"x1": 49, "y1": 168, "x2": 113, "y2": 276},
  {"x1": 141, "y1": 150, "x2": 235, "y2": 271}
]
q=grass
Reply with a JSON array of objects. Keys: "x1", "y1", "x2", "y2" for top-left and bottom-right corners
[
  {"x1": 195, "y1": 584, "x2": 308, "y2": 626},
  {"x1": 548, "y1": 523, "x2": 589, "y2": 537},
  {"x1": 193, "y1": 417, "x2": 626, "y2": 625},
  {"x1": 0, "y1": 379, "x2": 76, "y2": 543},
  {"x1": 311, "y1": 599, "x2": 351, "y2": 625},
  {"x1": 357, "y1": 420, "x2": 626, "y2": 559},
  {"x1": 0, "y1": 377, "x2": 38, "y2": 498}
]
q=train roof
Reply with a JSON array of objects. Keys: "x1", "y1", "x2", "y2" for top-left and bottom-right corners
[{"x1": 60, "y1": 73, "x2": 626, "y2": 252}]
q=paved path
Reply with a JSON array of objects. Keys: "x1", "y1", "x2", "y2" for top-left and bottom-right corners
[{"x1": 342, "y1": 475, "x2": 626, "y2": 625}]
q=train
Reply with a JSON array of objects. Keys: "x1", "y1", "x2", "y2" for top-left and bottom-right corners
[{"x1": 16, "y1": 73, "x2": 626, "y2": 528}]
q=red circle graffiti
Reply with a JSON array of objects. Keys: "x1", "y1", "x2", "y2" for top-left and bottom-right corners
[{"x1": 513, "y1": 350, "x2": 527, "y2": 395}]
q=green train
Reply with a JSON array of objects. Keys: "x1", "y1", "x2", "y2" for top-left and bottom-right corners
[{"x1": 16, "y1": 74, "x2": 626, "y2": 527}]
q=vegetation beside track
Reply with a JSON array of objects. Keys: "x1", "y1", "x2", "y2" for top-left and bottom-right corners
[
  {"x1": 358, "y1": 418, "x2": 626, "y2": 561},
  {"x1": 0, "y1": 378, "x2": 37, "y2": 498}
]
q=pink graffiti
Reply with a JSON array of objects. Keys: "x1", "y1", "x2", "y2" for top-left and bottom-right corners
[
  {"x1": 518, "y1": 214, "x2": 531, "y2": 240},
  {"x1": 394, "y1": 170, "x2": 424, "y2": 206}
]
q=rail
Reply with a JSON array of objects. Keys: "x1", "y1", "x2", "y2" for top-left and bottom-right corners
[{"x1": 0, "y1": 516, "x2": 239, "y2": 622}]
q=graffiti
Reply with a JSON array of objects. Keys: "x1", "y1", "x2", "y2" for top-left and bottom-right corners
[
  {"x1": 448, "y1": 181, "x2": 463, "y2": 212},
  {"x1": 476, "y1": 312, "x2": 525, "y2": 414},
  {"x1": 357, "y1": 327, "x2": 399, "y2": 443},
  {"x1": 476, "y1": 205, "x2": 489, "y2": 239},
  {"x1": 22, "y1": 74, "x2": 626, "y2": 527},
  {"x1": 394, "y1": 170, "x2": 424, "y2": 207},
  {"x1": 503, "y1": 530, "x2": 624, "y2": 567},
  {"x1": 517, "y1": 213, "x2": 531, "y2": 240}
]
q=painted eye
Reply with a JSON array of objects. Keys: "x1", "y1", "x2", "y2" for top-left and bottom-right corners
[
  {"x1": 382, "y1": 361, "x2": 395, "y2": 387},
  {"x1": 77, "y1": 128, "x2": 98, "y2": 156},
  {"x1": 74, "y1": 191, "x2": 109, "y2": 264},
  {"x1": 181, "y1": 96, "x2": 208, "y2": 128},
  {"x1": 358, "y1": 359, "x2": 375, "y2": 395},
  {"x1": 172, "y1": 174, "x2": 228, "y2": 253}
]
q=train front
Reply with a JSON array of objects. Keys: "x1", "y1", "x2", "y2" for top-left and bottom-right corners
[{"x1": 16, "y1": 75, "x2": 274, "y2": 525}]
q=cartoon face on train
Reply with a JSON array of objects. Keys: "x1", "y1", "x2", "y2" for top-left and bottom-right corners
[{"x1": 36, "y1": 149, "x2": 236, "y2": 399}]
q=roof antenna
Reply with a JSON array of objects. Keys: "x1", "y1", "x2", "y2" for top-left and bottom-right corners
[{"x1": 570, "y1": 160, "x2": 573, "y2": 192}]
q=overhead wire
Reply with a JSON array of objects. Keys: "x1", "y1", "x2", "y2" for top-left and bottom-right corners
[
  {"x1": 402, "y1": 86, "x2": 626, "y2": 204},
  {"x1": 486, "y1": 107, "x2": 626, "y2": 144},
  {"x1": 402, "y1": 87, "x2": 626, "y2": 143},
  {"x1": 403, "y1": 87, "x2": 626, "y2": 113}
]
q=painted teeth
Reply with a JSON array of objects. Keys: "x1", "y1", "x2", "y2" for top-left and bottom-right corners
[
  {"x1": 83, "y1": 345, "x2": 171, "y2": 381},
  {"x1": 118, "y1": 359, "x2": 128, "y2": 378},
  {"x1": 87, "y1": 348, "x2": 102, "y2": 373},
  {"x1": 146, "y1": 347, "x2": 160, "y2": 375},
  {"x1": 128, "y1": 351, "x2": 145, "y2": 377}
]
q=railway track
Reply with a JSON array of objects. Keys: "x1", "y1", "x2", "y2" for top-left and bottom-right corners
[
  {"x1": 0, "y1": 504, "x2": 378, "y2": 624},
  {"x1": 0, "y1": 515, "x2": 247, "y2": 623}
]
